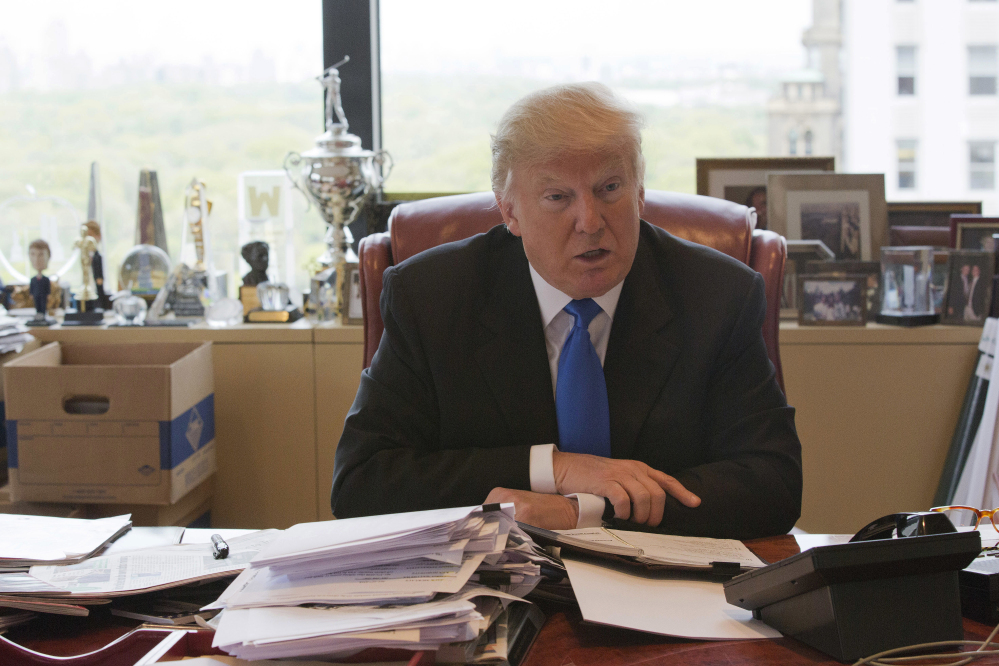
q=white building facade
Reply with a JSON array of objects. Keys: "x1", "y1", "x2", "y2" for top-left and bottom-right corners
[
  {"x1": 768, "y1": 0, "x2": 843, "y2": 164},
  {"x1": 843, "y1": 0, "x2": 999, "y2": 214}
]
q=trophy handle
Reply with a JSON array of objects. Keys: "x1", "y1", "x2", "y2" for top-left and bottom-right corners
[
  {"x1": 372, "y1": 150, "x2": 394, "y2": 190},
  {"x1": 283, "y1": 152, "x2": 313, "y2": 213}
]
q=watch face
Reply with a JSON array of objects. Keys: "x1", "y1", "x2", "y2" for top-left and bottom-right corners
[{"x1": 186, "y1": 206, "x2": 201, "y2": 223}]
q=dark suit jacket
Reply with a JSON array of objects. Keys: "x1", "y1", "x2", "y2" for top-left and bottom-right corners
[
  {"x1": 29, "y1": 275, "x2": 50, "y2": 315},
  {"x1": 332, "y1": 222, "x2": 802, "y2": 539}
]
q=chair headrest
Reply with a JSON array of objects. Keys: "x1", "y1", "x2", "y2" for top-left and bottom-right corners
[{"x1": 388, "y1": 190, "x2": 754, "y2": 265}]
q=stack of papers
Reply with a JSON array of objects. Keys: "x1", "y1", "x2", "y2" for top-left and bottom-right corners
[
  {"x1": 0, "y1": 514, "x2": 132, "y2": 572},
  {"x1": 0, "y1": 316, "x2": 31, "y2": 354},
  {"x1": 0, "y1": 531, "x2": 278, "y2": 619},
  {"x1": 211, "y1": 505, "x2": 544, "y2": 660},
  {"x1": 27, "y1": 530, "x2": 279, "y2": 597}
]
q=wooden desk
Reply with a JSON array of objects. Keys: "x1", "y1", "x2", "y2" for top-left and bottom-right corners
[
  {"x1": 521, "y1": 535, "x2": 995, "y2": 666},
  {"x1": 4, "y1": 535, "x2": 995, "y2": 665}
]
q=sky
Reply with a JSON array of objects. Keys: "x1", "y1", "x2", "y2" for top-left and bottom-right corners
[
  {"x1": 0, "y1": 1, "x2": 813, "y2": 86},
  {"x1": 380, "y1": 0, "x2": 813, "y2": 71}
]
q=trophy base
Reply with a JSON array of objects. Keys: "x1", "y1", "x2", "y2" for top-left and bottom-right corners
[
  {"x1": 26, "y1": 316, "x2": 56, "y2": 327},
  {"x1": 62, "y1": 310, "x2": 105, "y2": 326},
  {"x1": 874, "y1": 312, "x2": 940, "y2": 327},
  {"x1": 246, "y1": 307, "x2": 304, "y2": 324}
]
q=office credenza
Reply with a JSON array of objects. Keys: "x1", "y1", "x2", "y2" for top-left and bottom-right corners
[
  {"x1": 782, "y1": 323, "x2": 981, "y2": 534},
  {"x1": 25, "y1": 322, "x2": 980, "y2": 533}
]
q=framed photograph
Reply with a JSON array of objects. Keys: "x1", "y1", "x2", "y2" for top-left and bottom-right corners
[
  {"x1": 803, "y1": 260, "x2": 881, "y2": 317},
  {"x1": 942, "y1": 250, "x2": 995, "y2": 326},
  {"x1": 695, "y1": 157, "x2": 835, "y2": 230},
  {"x1": 797, "y1": 275, "x2": 868, "y2": 326},
  {"x1": 887, "y1": 201, "x2": 982, "y2": 228},
  {"x1": 781, "y1": 240, "x2": 836, "y2": 320},
  {"x1": 338, "y1": 263, "x2": 364, "y2": 325},
  {"x1": 931, "y1": 250, "x2": 950, "y2": 315},
  {"x1": 768, "y1": 173, "x2": 888, "y2": 262},
  {"x1": 950, "y1": 215, "x2": 999, "y2": 251}
]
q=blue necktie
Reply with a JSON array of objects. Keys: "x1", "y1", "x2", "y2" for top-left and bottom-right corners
[{"x1": 556, "y1": 298, "x2": 611, "y2": 457}]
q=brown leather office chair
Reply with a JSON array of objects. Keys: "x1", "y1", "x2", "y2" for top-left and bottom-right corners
[{"x1": 358, "y1": 191, "x2": 787, "y2": 392}]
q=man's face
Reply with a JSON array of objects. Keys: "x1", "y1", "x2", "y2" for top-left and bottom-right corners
[
  {"x1": 962, "y1": 265, "x2": 971, "y2": 278},
  {"x1": 497, "y1": 150, "x2": 644, "y2": 299},
  {"x1": 973, "y1": 265, "x2": 982, "y2": 279},
  {"x1": 28, "y1": 246, "x2": 49, "y2": 273}
]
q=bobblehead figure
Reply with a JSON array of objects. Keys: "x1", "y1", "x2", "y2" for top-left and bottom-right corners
[{"x1": 27, "y1": 239, "x2": 55, "y2": 326}]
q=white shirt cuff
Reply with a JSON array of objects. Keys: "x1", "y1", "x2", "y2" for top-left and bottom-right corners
[
  {"x1": 529, "y1": 443, "x2": 557, "y2": 494},
  {"x1": 566, "y1": 493, "x2": 606, "y2": 528}
]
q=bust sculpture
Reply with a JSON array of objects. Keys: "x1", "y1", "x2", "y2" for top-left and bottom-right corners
[{"x1": 241, "y1": 241, "x2": 270, "y2": 287}]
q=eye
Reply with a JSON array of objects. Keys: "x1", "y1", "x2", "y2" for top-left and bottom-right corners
[
  {"x1": 605, "y1": 182, "x2": 620, "y2": 192},
  {"x1": 545, "y1": 193, "x2": 567, "y2": 202}
]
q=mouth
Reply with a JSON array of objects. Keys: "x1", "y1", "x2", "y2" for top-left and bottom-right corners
[{"x1": 576, "y1": 248, "x2": 609, "y2": 261}]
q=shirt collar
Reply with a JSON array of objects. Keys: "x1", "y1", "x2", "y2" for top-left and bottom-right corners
[{"x1": 528, "y1": 263, "x2": 625, "y2": 328}]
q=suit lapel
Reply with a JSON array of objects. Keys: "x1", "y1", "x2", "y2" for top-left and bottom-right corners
[
  {"x1": 604, "y1": 229, "x2": 681, "y2": 459},
  {"x1": 474, "y1": 235, "x2": 559, "y2": 445}
]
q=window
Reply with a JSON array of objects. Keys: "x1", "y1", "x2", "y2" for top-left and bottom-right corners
[
  {"x1": 897, "y1": 46, "x2": 916, "y2": 95},
  {"x1": 789, "y1": 129, "x2": 798, "y2": 156},
  {"x1": 373, "y1": 0, "x2": 813, "y2": 192},
  {"x1": 897, "y1": 139, "x2": 917, "y2": 189},
  {"x1": 804, "y1": 129, "x2": 814, "y2": 156},
  {"x1": 0, "y1": 1, "x2": 325, "y2": 300},
  {"x1": 970, "y1": 141, "x2": 996, "y2": 189},
  {"x1": 969, "y1": 46, "x2": 998, "y2": 95}
]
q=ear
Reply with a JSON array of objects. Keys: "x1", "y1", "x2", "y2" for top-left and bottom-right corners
[
  {"x1": 637, "y1": 185, "x2": 646, "y2": 218},
  {"x1": 495, "y1": 191, "x2": 522, "y2": 237}
]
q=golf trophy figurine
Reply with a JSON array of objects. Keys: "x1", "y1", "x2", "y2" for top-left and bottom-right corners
[{"x1": 284, "y1": 56, "x2": 392, "y2": 319}]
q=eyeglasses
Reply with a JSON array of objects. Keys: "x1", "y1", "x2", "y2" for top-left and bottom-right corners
[{"x1": 930, "y1": 505, "x2": 999, "y2": 531}]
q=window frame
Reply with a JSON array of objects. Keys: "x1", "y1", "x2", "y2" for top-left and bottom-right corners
[
  {"x1": 896, "y1": 139, "x2": 917, "y2": 190},
  {"x1": 322, "y1": 0, "x2": 382, "y2": 152},
  {"x1": 970, "y1": 140, "x2": 996, "y2": 190},
  {"x1": 896, "y1": 45, "x2": 917, "y2": 96},
  {"x1": 968, "y1": 44, "x2": 998, "y2": 96}
]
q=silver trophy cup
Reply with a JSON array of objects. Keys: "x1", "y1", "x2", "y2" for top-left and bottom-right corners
[{"x1": 285, "y1": 57, "x2": 392, "y2": 319}]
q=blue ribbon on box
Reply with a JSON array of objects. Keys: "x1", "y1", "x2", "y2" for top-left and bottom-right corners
[{"x1": 6, "y1": 393, "x2": 215, "y2": 472}]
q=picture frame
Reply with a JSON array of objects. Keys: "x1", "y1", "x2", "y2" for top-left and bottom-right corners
[
  {"x1": 797, "y1": 274, "x2": 868, "y2": 326},
  {"x1": 768, "y1": 173, "x2": 888, "y2": 262},
  {"x1": 695, "y1": 157, "x2": 835, "y2": 231},
  {"x1": 942, "y1": 250, "x2": 995, "y2": 326},
  {"x1": 338, "y1": 262, "x2": 363, "y2": 325},
  {"x1": 931, "y1": 250, "x2": 950, "y2": 315},
  {"x1": 887, "y1": 201, "x2": 982, "y2": 228},
  {"x1": 781, "y1": 240, "x2": 836, "y2": 320},
  {"x1": 802, "y1": 260, "x2": 882, "y2": 317},
  {"x1": 950, "y1": 215, "x2": 999, "y2": 251}
]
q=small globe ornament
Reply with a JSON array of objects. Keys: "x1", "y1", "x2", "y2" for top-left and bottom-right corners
[
  {"x1": 112, "y1": 291, "x2": 148, "y2": 326},
  {"x1": 119, "y1": 244, "x2": 172, "y2": 302}
]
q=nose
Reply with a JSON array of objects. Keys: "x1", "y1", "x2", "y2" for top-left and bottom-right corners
[{"x1": 574, "y1": 192, "x2": 604, "y2": 235}]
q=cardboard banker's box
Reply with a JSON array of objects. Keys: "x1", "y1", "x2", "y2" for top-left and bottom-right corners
[{"x1": 4, "y1": 341, "x2": 215, "y2": 504}]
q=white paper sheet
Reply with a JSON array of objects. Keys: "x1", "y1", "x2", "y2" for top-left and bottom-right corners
[
  {"x1": 30, "y1": 530, "x2": 278, "y2": 597},
  {"x1": 222, "y1": 553, "x2": 487, "y2": 609},
  {"x1": 562, "y1": 555, "x2": 781, "y2": 640},
  {"x1": 558, "y1": 528, "x2": 766, "y2": 568},
  {"x1": 0, "y1": 514, "x2": 132, "y2": 564}
]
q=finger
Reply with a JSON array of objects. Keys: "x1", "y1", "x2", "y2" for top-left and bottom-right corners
[
  {"x1": 649, "y1": 470, "x2": 701, "y2": 507},
  {"x1": 633, "y1": 473, "x2": 666, "y2": 526},
  {"x1": 605, "y1": 484, "x2": 632, "y2": 520},
  {"x1": 620, "y1": 476, "x2": 653, "y2": 525}
]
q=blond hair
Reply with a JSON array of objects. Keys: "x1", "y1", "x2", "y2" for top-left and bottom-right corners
[{"x1": 490, "y1": 82, "x2": 645, "y2": 197}]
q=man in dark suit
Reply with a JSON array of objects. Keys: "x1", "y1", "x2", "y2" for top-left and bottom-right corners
[{"x1": 332, "y1": 83, "x2": 802, "y2": 539}]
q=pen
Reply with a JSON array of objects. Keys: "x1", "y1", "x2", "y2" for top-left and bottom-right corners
[{"x1": 211, "y1": 533, "x2": 229, "y2": 560}]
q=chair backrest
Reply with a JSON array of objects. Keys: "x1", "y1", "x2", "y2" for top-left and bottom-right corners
[{"x1": 359, "y1": 191, "x2": 786, "y2": 392}]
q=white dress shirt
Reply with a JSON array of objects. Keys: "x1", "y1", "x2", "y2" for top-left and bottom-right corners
[{"x1": 526, "y1": 264, "x2": 624, "y2": 528}]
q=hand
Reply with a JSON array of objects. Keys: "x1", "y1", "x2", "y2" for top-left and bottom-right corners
[
  {"x1": 552, "y1": 451, "x2": 701, "y2": 527},
  {"x1": 484, "y1": 487, "x2": 579, "y2": 530}
]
